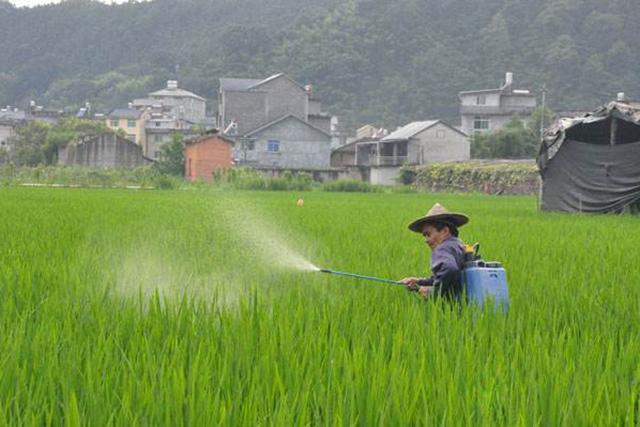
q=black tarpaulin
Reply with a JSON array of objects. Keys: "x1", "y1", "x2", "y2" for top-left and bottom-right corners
[{"x1": 538, "y1": 101, "x2": 640, "y2": 213}]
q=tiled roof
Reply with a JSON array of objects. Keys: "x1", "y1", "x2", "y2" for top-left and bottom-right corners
[
  {"x1": 219, "y1": 78, "x2": 263, "y2": 92},
  {"x1": 108, "y1": 108, "x2": 141, "y2": 119}
]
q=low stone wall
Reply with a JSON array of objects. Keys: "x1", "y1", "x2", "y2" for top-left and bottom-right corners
[
  {"x1": 59, "y1": 134, "x2": 151, "y2": 168},
  {"x1": 413, "y1": 160, "x2": 540, "y2": 195}
]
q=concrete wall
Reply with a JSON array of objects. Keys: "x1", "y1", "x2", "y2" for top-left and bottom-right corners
[
  {"x1": 185, "y1": 136, "x2": 233, "y2": 182},
  {"x1": 221, "y1": 90, "x2": 267, "y2": 135},
  {"x1": 407, "y1": 122, "x2": 470, "y2": 164},
  {"x1": 237, "y1": 116, "x2": 330, "y2": 169},
  {"x1": 0, "y1": 123, "x2": 15, "y2": 152},
  {"x1": 502, "y1": 94, "x2": 536, "y2": 108},
  {"x1": 460, "y1": 92, "x2": 501, "y2": 106},
  {"x1": 257, "y1": 76, "x2": 308, "y2": 123},
  {"x1": 58, "y1": 134, "x2": 149, "y2": 168},
  {"x1": 308, "y1": 99, "x2": 322, "y2": 115},
  {"x1": 369, "y1": 166, "x2": 401, "y2": 185},
  {"x1": 309, "y1": 115, "x2": 332, "y2": 134},
  {"x1": 460, "y1": 93, "x2": 536, "y2": 134},
  {"x1": 331, "y1": 149, "x2": 355, "y2": 167}
]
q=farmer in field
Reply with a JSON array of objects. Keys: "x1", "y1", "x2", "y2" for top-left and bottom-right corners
[{"x1": 400, "y1": 203, "x2": 468, "y2": 300}]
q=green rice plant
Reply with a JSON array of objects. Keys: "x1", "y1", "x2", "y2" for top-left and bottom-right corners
[{"x1": 1, "y1": 188, "x2": 639, "y2": 425}]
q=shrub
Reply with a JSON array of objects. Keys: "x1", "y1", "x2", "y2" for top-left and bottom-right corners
[
  {"x1": 397, "y1": 165, "x2": 417, "y2": 185},
  {"x1": 414, "y1": 160, "x2": 538, "y2": 195},
  {"x1": 212, "y1": 167, "x2": 313, "y2": 191},
  {"x1": 320, "y1": 179, "x2": 381, "y2": 193}
]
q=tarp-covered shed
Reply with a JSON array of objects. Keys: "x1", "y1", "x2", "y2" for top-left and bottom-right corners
[{"x1": 537, "y1": 101, "x2": 640, "y2": 213}]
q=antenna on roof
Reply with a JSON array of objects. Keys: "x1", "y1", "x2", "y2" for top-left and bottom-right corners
[{"x1": 224, "y1": 119, "x2": 238, "y2": 136}]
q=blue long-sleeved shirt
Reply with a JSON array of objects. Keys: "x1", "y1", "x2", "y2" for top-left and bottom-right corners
[{"x1": 417, "y1": 236, "x2": 465, "y2": 299}]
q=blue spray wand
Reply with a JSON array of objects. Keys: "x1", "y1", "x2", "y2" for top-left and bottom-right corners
[{"x1": 320, "y1": 268, "x2": 403, "y2": 286}]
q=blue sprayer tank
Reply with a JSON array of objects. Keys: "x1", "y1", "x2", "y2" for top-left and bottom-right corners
[{"x1": 461, "y1": 244, "x2": 510, "y2": 312}]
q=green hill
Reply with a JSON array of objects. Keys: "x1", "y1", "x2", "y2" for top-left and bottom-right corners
[{"x1": 1, "y1": 0, "x2": 638, "y2": 127}]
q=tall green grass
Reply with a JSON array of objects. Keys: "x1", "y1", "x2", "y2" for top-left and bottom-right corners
[{"x1": 1, "y1": 188, "x2": 639, "y2": 425}]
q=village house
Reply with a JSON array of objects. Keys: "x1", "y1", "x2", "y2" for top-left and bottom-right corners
[
  {"x1": 459, "y1": 72, "x2": 537, "y2": 134},
  {"x1": 58, "y1": 133, "x2": 151, "y2": 168},
  {"x1": 0, "y1": 108, "x2": 25, "y2": 161},
  {"x1": 184, "y1": 131, "x2": 235, "y2": 182},
  {"x1": 235, "y1": 114, "x2": 332, "y2": 169},
  {"x1": 105, "y1": 108, "x2": 148, "y2": 148},
  {"x1": 331, "y1": 125, "x2": 389, "y2": 168},
  {"x1": 341, "y1": 120, "x2": 469, "y2": 185},
  {"x1": 217, "y1": 73, "x2": 337, "y2": 170},
  {"x1": 133, "y1": 80, "x2": 207, "y2": 124},
  {"x1": 144, "y1": 107, "x2": 196, "y2": 161}
]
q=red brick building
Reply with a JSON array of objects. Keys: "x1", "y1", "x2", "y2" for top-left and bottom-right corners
[{"x1": 184, "y1": 132, "x2": 235, "y2": 181}]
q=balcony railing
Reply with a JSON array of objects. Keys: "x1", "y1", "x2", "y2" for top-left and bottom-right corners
[
  {"x1": 460, "y1": 105, "x2": 536, "y2": 115},
  {"x1": 357, "y1": 155, "x2": 408, "y2": 166}
]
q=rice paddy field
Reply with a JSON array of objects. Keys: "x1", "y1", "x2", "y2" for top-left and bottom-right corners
[{"x1": 2, "y1": 186, "x2": 640, "y2": 425}]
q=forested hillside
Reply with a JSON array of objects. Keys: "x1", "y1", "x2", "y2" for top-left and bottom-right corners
[{"x1": 1, "y1": 0, "x2": 638, "y2": 127}]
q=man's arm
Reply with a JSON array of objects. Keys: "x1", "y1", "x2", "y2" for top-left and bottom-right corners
[{"x1": 399, "y1": 276, "x2": 434, "y2": 291}]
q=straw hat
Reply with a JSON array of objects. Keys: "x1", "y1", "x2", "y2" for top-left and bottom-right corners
[{"x1": 408, "y1": 203, "x2": 469, "y2": 233}]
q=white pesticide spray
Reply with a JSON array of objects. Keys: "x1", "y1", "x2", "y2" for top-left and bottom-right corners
[
  {"x1": 219, "y1": 200, "x2": 321, "y2": 273},
  {"x1": 110, "y1": 197, "x2": 321, "y2": 307}
]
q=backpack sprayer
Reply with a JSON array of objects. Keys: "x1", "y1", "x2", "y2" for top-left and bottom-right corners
[{"x1": 319, "y1": 243, "x2": 510, "y2": 312}]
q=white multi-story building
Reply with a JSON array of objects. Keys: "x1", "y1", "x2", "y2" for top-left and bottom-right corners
[
  {"x1": 133, "y1": 80, "x2": 206, "y2": 123},
  {"x1": 459, "y1": 72, "x2": 537, "y2": 134}
]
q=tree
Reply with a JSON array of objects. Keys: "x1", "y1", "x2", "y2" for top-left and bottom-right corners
[
  {"x1": 471, "y1": 115, "x2": 538, "y2": 159},
  {"x1": 528, "y1": 106, "x2": 555, "y2": 141},
  {"x1": 9, "y1": 121, "x2": 50, "y2": 166},
  {"x1": 7, "y1": 118, "x2": 113, "y2": 166},
  {"x1": 153, "y1": 133, "x2": 184, "y2": 176}
]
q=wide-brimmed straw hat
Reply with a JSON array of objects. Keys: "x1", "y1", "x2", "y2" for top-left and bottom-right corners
[{"x1": 408, "y1": 203, "x2": 469, "y2": 233}]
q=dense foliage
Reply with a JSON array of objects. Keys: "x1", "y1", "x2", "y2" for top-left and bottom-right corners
[
  {"x1": 6, "y1": 118, "x2": 113, "y2": 166},
  {"x1": 414, "y1": 160, "x2": 539, "y2": 195},
  {"x1": 2, "y1": 188, "x2": 640, "y2": 424},
  {"x1": 1, "y1": 0, "x2": 638, "y2": 127},
  {"x1": 153, "y1": 133, "x2": 185, "y2": 176},
  {"x1": 471, "y1": 116, "x2": 538, "y2": 159}
]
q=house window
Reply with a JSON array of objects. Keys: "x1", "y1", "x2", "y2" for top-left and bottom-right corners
[
  {"x1": 154, "y1": 134, "x2": 163, "y2": 143},
  {"x1": 473, "y1": 116, "x2": 490, "y2": 130},
  {"x1": 127, "y1": 134, "x2": 136, "y2": 142},
  {"x1": 242, "y1": 140, "x2": 255, "y2": 151},
  {"x1": 154, "y1": 151, "x2": 161, "y2": 159},
  {"x1": 127, "y1": 119, "x2": 136, "y2": 128},
  {"x1": 267, "y1": 140, "x2": 280, "y2": 152},
  {"x1": 476, "y1": 95, "x2": 486, "y2": 105},
  {"x1": 110, "y1": 119, "x2": 119, "y2": 127},
  {"x1": 436, "y1": 129, "x2": 445, "y2": 138},
  {"x1": 155, "y1": 122, "x2": 161, "y2": 127}
]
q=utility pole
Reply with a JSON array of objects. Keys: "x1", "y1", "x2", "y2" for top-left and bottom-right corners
[
  {"x1": 537, "y1": 83, "x2": 547, "y2": 213},
  {"x1": 539, "y1": 83, "x2": 547, "y2": 142}
]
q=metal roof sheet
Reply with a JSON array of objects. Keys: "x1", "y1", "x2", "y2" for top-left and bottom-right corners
[
  {"x1": 382, "y1": 121, "x2": 439, "y2": 141},
  {"x1": 149, "y1": 88, "x2": 205, "y2": 101}
]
